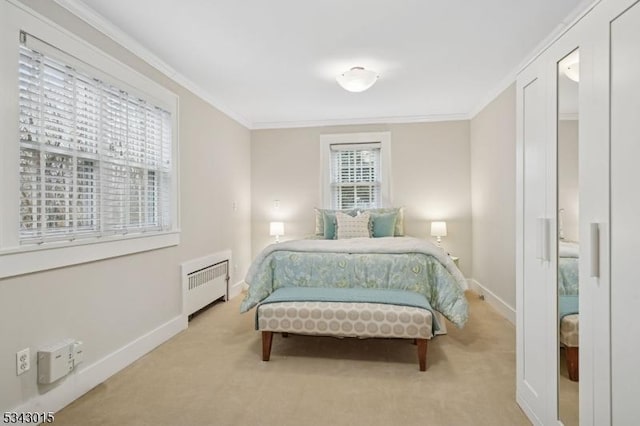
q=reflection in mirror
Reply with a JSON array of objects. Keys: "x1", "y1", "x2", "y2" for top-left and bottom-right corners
[{"x1": 557, "y1": 49, "x2": 579, "y2": 426}]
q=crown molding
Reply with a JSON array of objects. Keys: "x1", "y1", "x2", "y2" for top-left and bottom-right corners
[
  {"x1": 49, "y1": 0, "x2": 598, "y2": 131},
  {"x1": 467, "y1": 72, "x2": 517, "y2": 120},
  {"x1": 469, "y1": 0, "x2": 600, "y2": 120},
  {"x1": 44, "y1": 1, "x2": 483, "y2": 130},
  {"x1": 252, "y1": 113, "x2": 470, "y2": 130},
  {"x1": 52, "y1": 0, "x2": 253, "y2": 129},
  {"x1": 515, "y1": 0, "x2": 600, "y2": 75}
]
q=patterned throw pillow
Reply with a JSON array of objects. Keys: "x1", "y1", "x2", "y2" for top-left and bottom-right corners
[
  {"x1": 335, "y1": 211, "x2": 371, "y2": 239},
  {"x1": 313, "y1": 208, "x2": 324, "y2": 235},
  {"x1": 314, "y1": 208, "x2": 358, "y2": 236}
]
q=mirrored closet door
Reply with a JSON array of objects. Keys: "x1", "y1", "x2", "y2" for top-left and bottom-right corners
[
  {"x1": 516, "y1": 20, "x2": 585, "y2": 426},
  {"x1": 518, "y1": 1, "x2": 640, "y2": 424},
  {"x1": 557, "y1": 49, "x2": 579, "y2": 426}
]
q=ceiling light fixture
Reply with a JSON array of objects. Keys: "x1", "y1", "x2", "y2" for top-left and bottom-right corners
[{"x1": 336, "y1": 67, "x2": 379, "y2": 92}]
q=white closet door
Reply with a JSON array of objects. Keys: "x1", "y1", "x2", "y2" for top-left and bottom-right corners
[
  {"x1": 516, "y1": 64, "x2": 552, "y2": 423},
  {"x1": 610, "y1": 1, "x2": 640, "y2": 422}
]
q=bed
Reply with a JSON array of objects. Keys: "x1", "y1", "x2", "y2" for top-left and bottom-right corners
[
  {"x1": 558, "y1": 241, "x2": 579, "y2": 318},
  {"x1": 558, "y1": 241, "x2": 579, "y2": 381},
  {"x1": 240, "y1": 236, "x2": 469, "y2": 329}
]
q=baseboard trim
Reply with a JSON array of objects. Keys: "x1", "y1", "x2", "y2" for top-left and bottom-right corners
[
  {"x1": 467, "y1": 278, "x2": 516, "y2": 325},
  {"x1": 516, "y1": 392, "x2": 543, "y2": 426},
  {"x1": 11, "y1": 315, "x2": 185, "y2": 416},
  {"x1": 229, "y1": 280, "x2": 245, "y2": 299}
]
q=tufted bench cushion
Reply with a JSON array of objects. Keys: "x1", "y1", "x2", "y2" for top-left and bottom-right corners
[
  {"x1": 258, "y1": 300, "x2": 433, "y2": 339},
  {"x1": 560, "y1": 314, "x2": 579, "y2": 381},
  {"x1": 560, "y1": 314, "x2": 579, "y2": 347},
  {"x1": 255, "y1": 288, "x2": 434, "y2": 371}
]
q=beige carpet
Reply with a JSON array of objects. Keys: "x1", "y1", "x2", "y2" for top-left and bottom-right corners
[{"x1": 54, "y1": 291, "x2": 530, "y2": 426}]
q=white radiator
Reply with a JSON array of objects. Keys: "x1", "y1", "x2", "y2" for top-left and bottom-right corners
[{"x1": 181, "y1": 250, "x2": 231, "y2": 317}]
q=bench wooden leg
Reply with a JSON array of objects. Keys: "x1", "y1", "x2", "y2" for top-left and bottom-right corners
[
  {"x1": 416, "y1": 338, "x2": 428, "y2": 372},
  {"x1": 565, "y1": 346, "x2": 579, "y2": 381},
  {"x1": 262, "y1": 331, "x2": 273, "y2": 361}
]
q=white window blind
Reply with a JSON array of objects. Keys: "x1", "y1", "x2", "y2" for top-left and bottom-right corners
[
  {"x1": 18, "y1": 32, "x2": 172, "y2": 244},
  {"x1": 330, "y1": 142, "x2": 381, "y2": 209}
]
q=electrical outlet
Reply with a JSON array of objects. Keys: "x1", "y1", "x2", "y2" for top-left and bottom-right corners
[{"x1": 16, "y1": 348, "x2": 30, "y2": 375}]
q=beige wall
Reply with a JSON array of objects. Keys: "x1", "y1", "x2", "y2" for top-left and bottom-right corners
[
  {"x1": 470, "y1": 84, "x2": 516, "y2": 311},
  {"x1": 251, "y1": 121, "x2": 472, "y2": 276},
  {"x1": 558, "y1": 120, "x2": 579, "y2": 242},
  {"x1": 0, "y1": 0, "x2": 251, "y2": 411}
]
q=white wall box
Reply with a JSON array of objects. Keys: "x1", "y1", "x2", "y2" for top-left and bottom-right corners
[
  {"x1": 37, "y1": 339, "x2": 81, "y2": 384},
  {"x1": 516, "y1": 0, "x2": 640, "y2": 424}
]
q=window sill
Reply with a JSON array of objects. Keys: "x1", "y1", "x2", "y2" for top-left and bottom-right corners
[{"x1": 0, "y1": 231, "x2": 180, "y2": 279}]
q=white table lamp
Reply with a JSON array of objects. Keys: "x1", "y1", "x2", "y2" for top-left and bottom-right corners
[
  {"x1": 270, "y1": 221, "x2": 284, "y2": 243},
  {"x1": 430, "y1": 221, "x2": 447, "y2": 247}
]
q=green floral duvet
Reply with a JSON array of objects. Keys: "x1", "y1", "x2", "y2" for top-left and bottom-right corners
[{"x1": 240, "y1": 237, "x2": 469, "y2": 328}]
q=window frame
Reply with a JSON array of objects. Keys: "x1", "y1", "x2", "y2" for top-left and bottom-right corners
[
  {"x1": 320, "y1": 132, "x2": 391, "y2": 209},
  {"x1": 0, "y1": 1, "x2": 180, "y2": 279}
]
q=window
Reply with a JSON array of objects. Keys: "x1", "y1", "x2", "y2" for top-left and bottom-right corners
[
  {"x1": 0, "y1": 5, "x2": 179, "y2": 279},
  {"x1": 18, "y1": 35, "x2": 172, "y2": 244},
  {"x1": 330, "y1": 144, "x2": 381, "y2": 209},
  {"x1": 321, "y1": 132, "x2": 391, "y2": 209}
]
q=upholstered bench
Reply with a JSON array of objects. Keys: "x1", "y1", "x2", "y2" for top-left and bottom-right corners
[
  {"x1": 255, "y1": 288, "x2": 435, "y2": 371},
  {"x1": 560, "y1": 314, "x2": 579, "y2": 381}
]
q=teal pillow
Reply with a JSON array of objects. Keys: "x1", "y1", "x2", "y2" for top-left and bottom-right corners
[
  {"x1": 323, "y1": 211, "x2": 338, "y2": 239},
  {"x1": 361, "y1": 207, "x2": 405, "y2": 236},
  {"x1": 370, "y1": 212, "x2": 398, "y2": 237}
]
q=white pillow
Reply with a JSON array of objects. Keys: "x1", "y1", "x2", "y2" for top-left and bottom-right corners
[{"x1": 335, "y1": 211, "x2": 371, "y2": 239}]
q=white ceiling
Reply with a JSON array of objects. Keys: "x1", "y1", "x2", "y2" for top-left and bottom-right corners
[{"x1": 62, "y1": 0, "x2": 586, "y2": 128}]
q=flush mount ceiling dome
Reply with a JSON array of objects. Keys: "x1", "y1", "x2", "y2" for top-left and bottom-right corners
[
  {"x1": 564, "y1": 60, "x2": 579, "y2": 82},
  {"x1": 336, "y1": 67, "x2": 379, "y2": 92},
  {"x1": 562, "y1": 50, "x2": 580, "y2": 82}
]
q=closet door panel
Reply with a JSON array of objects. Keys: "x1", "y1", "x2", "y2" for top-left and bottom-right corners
[
  {"x1": 522, "y1": 78, "x2": 548, "y2": 395},
  {"x1": 579, "y1": 8, "x2": 612, "y2": 424},
  {"x1": 517, "y1": 71, "x2": 550, "y2": 422},
  {"x1": 610, "y1": 1, "x2": 640, "y2": 422}
]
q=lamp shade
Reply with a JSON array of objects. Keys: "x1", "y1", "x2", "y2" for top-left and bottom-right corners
[
  {"x1": 430, "y1": 221, "x2": 447, "y2": 237},
  {"x1": 269, "y1": 221, "x2": 284, "y2": 236},
  {"x1": 336, "y1": 67, "x2": 379, "y2": 92}
]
